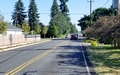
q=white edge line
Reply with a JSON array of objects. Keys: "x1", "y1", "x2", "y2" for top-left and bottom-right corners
[{"x1": 80, "y1": 41, "x2": 91, "y2": 75}]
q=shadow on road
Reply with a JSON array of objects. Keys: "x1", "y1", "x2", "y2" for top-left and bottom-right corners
[{"x1": 56, "y1": 45, "x2": 97, "y2": 75}]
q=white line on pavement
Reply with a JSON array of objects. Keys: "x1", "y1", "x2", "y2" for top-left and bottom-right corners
[{"x1": 80, "y1": 41, "x2": 91, "y2": 75}]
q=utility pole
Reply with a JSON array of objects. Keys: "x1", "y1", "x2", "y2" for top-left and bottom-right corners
[{"x1": 88, "y1": 0, "x2": 94, "y2": 26}]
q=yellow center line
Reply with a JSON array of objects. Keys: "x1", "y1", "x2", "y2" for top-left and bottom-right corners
[{"x1": 5, "y1": 41, "x2": 67, "y2": 75}]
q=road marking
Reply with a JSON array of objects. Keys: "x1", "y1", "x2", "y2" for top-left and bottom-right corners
[
  {"x1": 5, "y1": 41, "x2": 67, "y2": 75},
  {"x1": 80, "y1": 41, "x2": 91, "y2": 75}
]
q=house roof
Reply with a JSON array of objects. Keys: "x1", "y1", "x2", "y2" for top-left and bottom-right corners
[{"x1": 7, "y1": 24, "x2": 23, "y2": 31}]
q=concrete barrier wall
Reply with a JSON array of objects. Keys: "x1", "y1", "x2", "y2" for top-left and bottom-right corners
[{"x1": 0, "y1": 34, "x2": 41, "y2": 46}]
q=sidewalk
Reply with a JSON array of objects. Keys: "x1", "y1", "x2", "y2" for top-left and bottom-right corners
[{"x1": 0, "y1": 39, "x2": 51, "y2": 52}]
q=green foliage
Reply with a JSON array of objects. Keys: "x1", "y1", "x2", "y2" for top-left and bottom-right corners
[
  {"x1": 83, "y1": 40, "x2": 92, "y2": 43},
  {"x1": 0, "y1": 14, "x2": 8, "y2": 34},
  {"x1": 58, "y1": 34, "x2": 66, "y2": 38},
  {"x1": 34, "y1": 24, "x2": 41, "y2": 34},
  {"x1": 0, "y1": 21, "x2": 8, "y2": 34},
  {"x1": 70, "y1": 24, "x2": 78, "y2": 33},
  {"x1": 92, "y1": 7, "x2": 109, "y2": 21},
  {"x1": 41, "y1": 26, "x2": 47, "y2": 35},
  {"x1": 48, "y1": 0, "x2": 74, "y2": 36},
  {"x1": 59, "y1": 0, "x2": 69, "y2": 14},
  {"x1": 47, "y1": 20, "x2": 58, "y2": 37},
  {"x1": 78, "y1": 15, "x2": 90, "y2": 31},
  {"x1": 30, "y1": 30, "x2": 36, "y2": 34},
  {"x1": 28, "y1": 0, "x2": 39, "y2": 30},
  {"x1": 16, "y1": 24, "x2": 21, "y2": 28},
  {"x1": 22, "y1": 20, "x2": 30, "y2": 34},
  {"x1": 78, "y1": 7, "x2": 116, "y2": 31},
  {"x1": 12, "y1": 0, "x2": 27, "y2": 27},
  {"x1": 51, "y1": 0, "x2": 60, "y2": 18}
]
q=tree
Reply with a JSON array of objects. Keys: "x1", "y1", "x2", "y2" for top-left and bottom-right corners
[
  {"x1": 12, "y1": 0, "x2": 26, "y2": 27},
  {"x1": 34, "y1": 23, "x2": 41, "y2": 34},
  {"x1": 0, "y1": 14, "x2": 8, "y2": 34},
  {"x1": 70, "y1": 24, "x2": 78, "y2": 33},
  {"x1": 59, "y1": 0, "x2": 69, "y2": 14},
  {"x1": 51, "y1": 0, "x2": 60, "y2": 18},
  {"x1": 78, "y1": 7, "x2": 116, "y2": 31},
  {"x1": 21, "y1": 20, "x2": 30, "y2": 34},
  {"x1": 78, "y1": 15, "x2": 90, "y2": 31},
  {"x1": 47, "y1": 20, "x2": 58, "y2": 37},
  {"x1": 28, "y1": 0, "x2": 39, "y2": 31},
  {"x1": 41, "y1": 26, "x2": 48, "y2": 38},
  {"x1": 92, "y1": 7, "x2": 109, "y2": 21},
  {"x1": 59, "y1": 0, "x2": 71, "y2": 34}
]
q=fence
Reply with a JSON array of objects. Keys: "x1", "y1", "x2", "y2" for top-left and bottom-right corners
[{"x1": 0, "y1": 34, "x2": 41, "y2": 47}]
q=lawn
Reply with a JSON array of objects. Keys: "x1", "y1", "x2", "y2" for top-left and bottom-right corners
[{"x1": 87, "y1": 45, "x2": 120, "y2": 75}]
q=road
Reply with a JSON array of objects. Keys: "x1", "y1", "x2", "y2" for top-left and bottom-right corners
[{"x1": 0, "y1": 38, "x2": 96, "y2": 75}]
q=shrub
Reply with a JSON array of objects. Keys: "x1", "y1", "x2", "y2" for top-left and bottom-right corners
[
  {"x1": 30, "y1": 30, "x2": 36, "y2": 34},
  {"x1": 91, "y1": 41, "x2": 98, "y2": 46},
  {"x1": 85, "y1": 40, "x2": 92, "y2": 43}
]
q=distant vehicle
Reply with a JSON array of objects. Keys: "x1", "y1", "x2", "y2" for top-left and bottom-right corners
[
  {"x1": 70, "y1": 34, "x2": 78, "y2": 40},
  {"x1": 65, "y1": 34, "x2": 70, "y2": 38}
]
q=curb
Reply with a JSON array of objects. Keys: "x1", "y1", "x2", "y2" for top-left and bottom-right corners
[{"x1": 0, "y1": 39, "x2": 51, "y2": 52}]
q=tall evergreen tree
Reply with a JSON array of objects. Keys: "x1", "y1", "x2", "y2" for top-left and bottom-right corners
[
  {"x1": 28, "y1": 0, "x2": 39, "y2": 31},
  {"x1": 59, "y1": 0, "x2": 71, "y2": 34},
  {"x1": 47, "y1": 20, "x2": 58, "y2": 37},
  {"x1": 59, "y1": 0, "x2": 69, "y2": 14},
  {"x1": 12, "y1": 0, "x2": 26, "y2": 27},
  {"x1": 51, "y1": 0, "x2": 60, "y2": 18}
]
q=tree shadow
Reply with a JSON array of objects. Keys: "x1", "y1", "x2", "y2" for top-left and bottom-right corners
[
  {"x1": 23, "y1": 71, "x2": 37, "y2": 75},
  {"x1": 56, "y1": 45, "x2": 97, "y2": 75}
]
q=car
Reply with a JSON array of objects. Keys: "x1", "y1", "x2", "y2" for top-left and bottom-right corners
[
  {"x1": 70, "y1": 34, "x2": 78, "y2": 40},
  {"x1": 65, "y1": 34, "x2": 70, "y2": 38}
]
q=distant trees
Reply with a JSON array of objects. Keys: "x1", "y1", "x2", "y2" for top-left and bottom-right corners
[
  {"x1": 70, "y1": 24, "x2": 78, "y2": 33},
  {"x1": 11, "y1": 0, "x2": 41, "y2": 34},
  {"x1": 12, "y1": 0, "x2": 27, "y2": 27},
  {"x1": 10, "y1": 0, "x2": 78, "y2": 36},
  {"x1": 47, "y1": 0, "x2": 78, "y2": 37}
]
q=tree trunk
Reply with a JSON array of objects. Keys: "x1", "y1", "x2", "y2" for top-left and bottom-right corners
[
  {"x1": 113, "y1": 39, "x2": 117, "y2": 47},
  {"x1": 117, "y1": 38, "x2": 120, "y2": 48}
]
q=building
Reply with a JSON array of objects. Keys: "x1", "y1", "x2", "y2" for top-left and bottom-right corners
[
  {"x1": 6, "y1": 24, "x2": 23, "y2": 34},
  {"x1": 113, "y1": 0, "x2": 119, "y2": 9},
  {"x1": 113, "y1": 0, "x2": 120, "y2": 14}
]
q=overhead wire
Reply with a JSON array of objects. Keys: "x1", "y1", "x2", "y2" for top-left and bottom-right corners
[
  {"x1": 1, "y1": 12, "x2": 89, "y2": 15},
  {"x1": 103, "y1": 0, "x2": 109, "y2": 7}
]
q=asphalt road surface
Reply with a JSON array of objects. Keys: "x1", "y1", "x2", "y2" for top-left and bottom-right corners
[{"x1": 0, "y1": 38, "x2": 97, "y2": 75}]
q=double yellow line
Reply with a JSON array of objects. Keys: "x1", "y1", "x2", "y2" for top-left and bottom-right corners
[{"x1": 6, "y1": 41, "x2": 67, "y2": 75}]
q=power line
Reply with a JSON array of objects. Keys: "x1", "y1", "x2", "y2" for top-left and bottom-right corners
[
  {"x1": 103, "y1": 0, "x2": 109, "y2": 7},
  {"x1": 1, "y1": 12, "x2": 89, "y2": 15}
]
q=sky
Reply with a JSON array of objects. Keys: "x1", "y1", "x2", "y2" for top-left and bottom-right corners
[{"x1": 0, "y1": 0, "x2": 112, "y2": 31}]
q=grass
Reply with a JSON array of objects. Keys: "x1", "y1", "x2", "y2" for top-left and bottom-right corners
[{"x1": 87, "y1": 44, "x2": 120, "y2": 75}]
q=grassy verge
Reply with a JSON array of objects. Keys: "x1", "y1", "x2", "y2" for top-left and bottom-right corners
[{"x1": 87, "y1": 44, "x2": 120, "y2": 75}]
